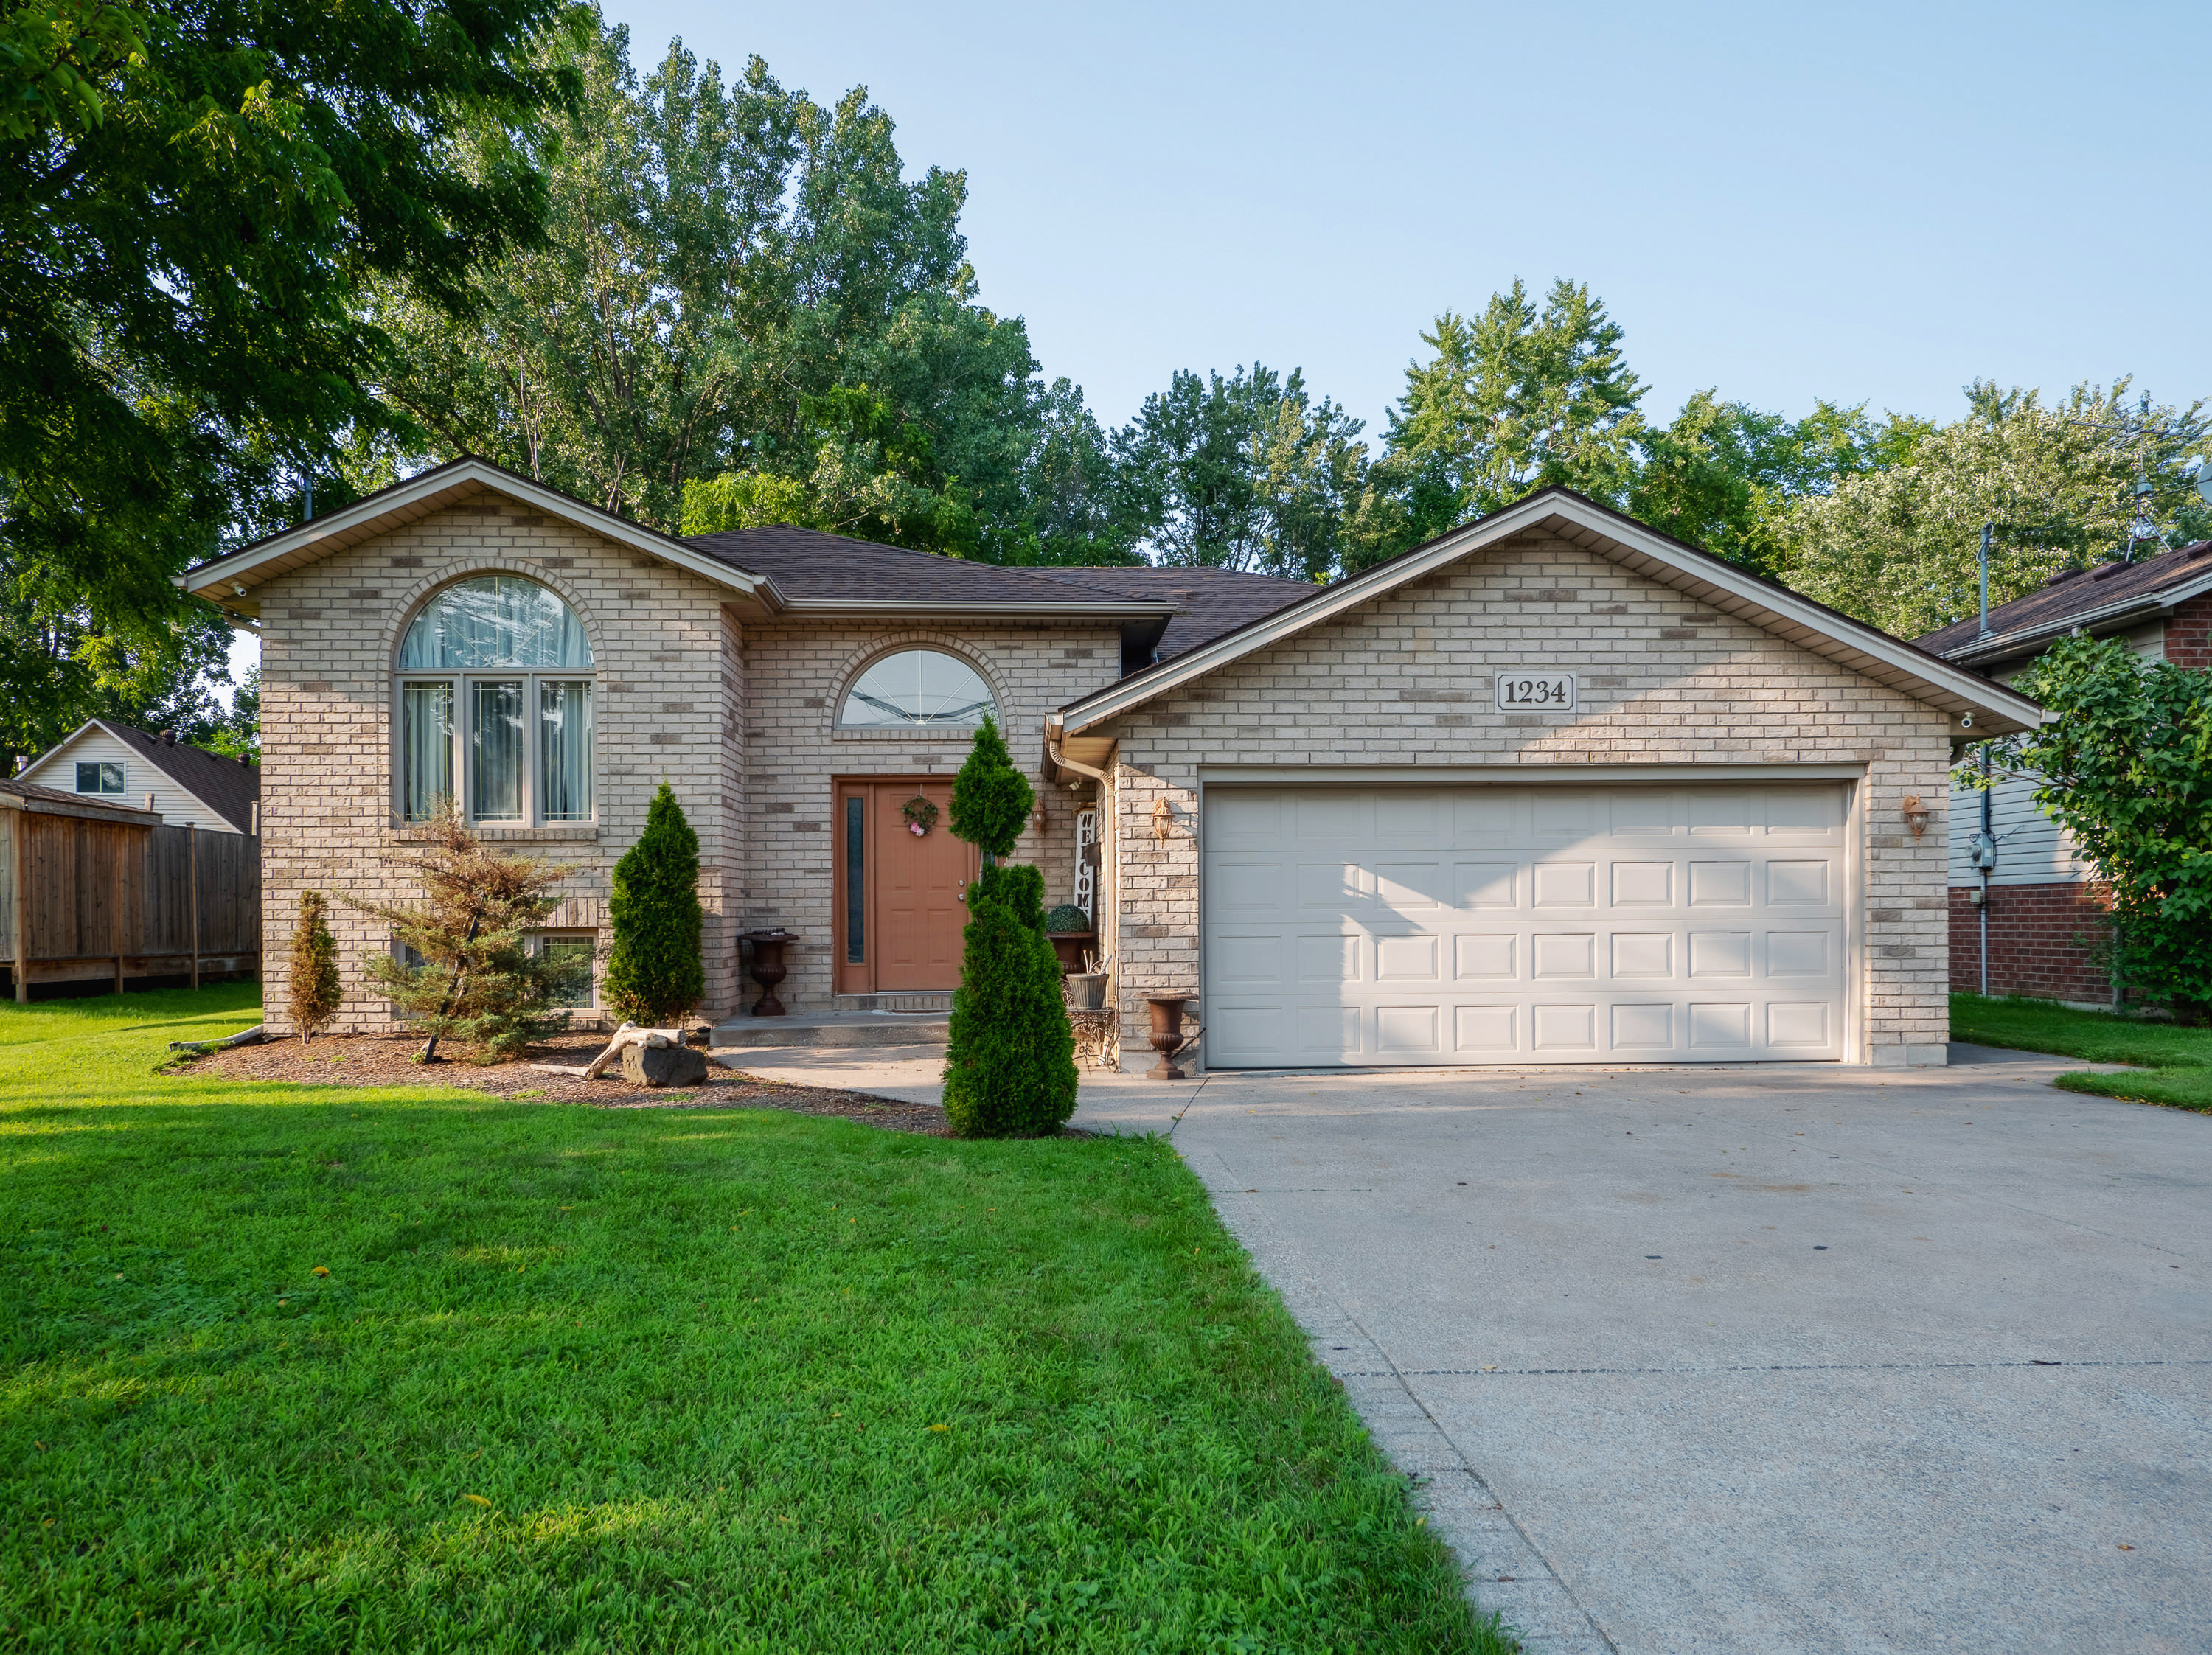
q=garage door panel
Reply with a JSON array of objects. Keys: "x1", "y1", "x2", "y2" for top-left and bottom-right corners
[
  {"x1": 1533, "y1": 862, "x2": 1597, "y2": 906},
  {"x1": 1453, "y1": 1004, "x2": 1518, "y2": 1052},
  {"x1": 1610, "y1": 1002, "x2": 1674, "y2": 1049},
  {"x1": 1374, "y1": 933, "x2": 1441, "y2": 982},
  {"x1": 1203, "y1": 784, "x2": 1848, "y2": 1067}
]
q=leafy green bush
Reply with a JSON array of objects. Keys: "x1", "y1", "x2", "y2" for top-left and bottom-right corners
[
  {"x1": 1989, "y1": 635, "x2": 2212, "y2": 1022},
  {"x1": 943, "y1": 717, "x2": 1077, "y2": 1137},
  {"x1": 1044, "y1": 904, "x2": 1092, "y2": 933},
  {"x1": 603, "y1": 783, "x2": 705, "y2": 1025}
]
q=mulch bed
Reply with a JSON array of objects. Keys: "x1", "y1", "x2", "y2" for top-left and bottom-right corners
[{"x1": 171, "y1": 1028, "x2": 953, "y2": 1136}]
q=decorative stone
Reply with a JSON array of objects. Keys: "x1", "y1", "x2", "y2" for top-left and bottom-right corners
[{"x1": 622, "y1": 1040, "x2": 709, "y2": 1087}]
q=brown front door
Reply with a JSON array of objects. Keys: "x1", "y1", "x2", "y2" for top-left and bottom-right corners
[{"x1": 834, "y1": 778, "x2": 978, "y2": 994}]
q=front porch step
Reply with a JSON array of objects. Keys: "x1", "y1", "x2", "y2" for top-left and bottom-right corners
[
  {"x1": 709, "y1": 1008, "x2": 949, "y2": 1050},
  {"x1": 835, "y1": 992, "x2": 953, "y2": 1014}
]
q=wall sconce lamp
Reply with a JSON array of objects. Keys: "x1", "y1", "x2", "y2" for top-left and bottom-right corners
[
  {"x1": 1031, "y1": 801, "x2": 1048, "y2": 835},
  {"x1": 1902, "y1": 795, "x2": 1930, "y2": 839},
  {"x1": 1151, "y1": 797, "x2": 1174, "y2": 840}
]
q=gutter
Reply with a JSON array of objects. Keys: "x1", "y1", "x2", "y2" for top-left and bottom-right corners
[
  {"x1": 1940, "y1": 569, "x2": 2212, "y2": 667},
  {"x1": 1044, "y1": 719, "x2": 1112, "y2": 787}
]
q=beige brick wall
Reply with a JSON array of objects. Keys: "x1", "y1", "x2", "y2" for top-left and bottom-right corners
[
  {"x1": 733, "y1": 620, "x2": 1121, "y2": 1011},
  {"x1": 259, "y1": 501, "x2": 747, "y2": 1032},
  {"x1": 257, "y1": 503, "x2": 1124, "y2": 1031},
  {"x1": 1098, "y1": 527, "x2": 1955, "y2": 1067}
]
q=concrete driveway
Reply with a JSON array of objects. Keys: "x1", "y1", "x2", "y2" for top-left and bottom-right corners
[{"x1": 1066, "y1": 1048, "x2": 2212, "y2": 1655}]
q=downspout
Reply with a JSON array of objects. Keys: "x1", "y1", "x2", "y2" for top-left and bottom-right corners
[{"x1": 1979, "y1": 744, "x2": 1992, "y2": 998}]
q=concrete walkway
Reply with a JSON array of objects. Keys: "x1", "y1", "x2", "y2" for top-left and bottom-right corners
[{"x1": 715, "y1": 1043, "x2": 2211, "y2": 1652}]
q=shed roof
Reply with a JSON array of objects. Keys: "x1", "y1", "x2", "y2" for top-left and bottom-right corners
[{"x1": 1914, "y1": 540, "x2": 2212, "y2": 666}]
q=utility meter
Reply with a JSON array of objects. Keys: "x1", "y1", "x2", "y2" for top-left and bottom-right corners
[{"x1": 1967, "y1": 831, "x2": 1997, "y2": 871}]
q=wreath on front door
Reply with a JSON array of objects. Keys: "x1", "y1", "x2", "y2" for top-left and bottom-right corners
[{"x1": 902, "y1": 794, "x2": 940, "y2": 837}]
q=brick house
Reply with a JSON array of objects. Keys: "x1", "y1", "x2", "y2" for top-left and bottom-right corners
[
  {"x1": 184, "y1": 458, "x2": 2040, "y2": 1069},
  {"x1": 1916, "y1": 538, "x2": 2212, "y2": 1005}
]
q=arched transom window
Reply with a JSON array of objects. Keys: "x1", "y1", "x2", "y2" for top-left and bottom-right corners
[
  {"x1": 838, "y1": 649, "x2": 996, "y2": 728},
  {"x1": 397, "y1": 577, "x2": 595, "y2": 824}
]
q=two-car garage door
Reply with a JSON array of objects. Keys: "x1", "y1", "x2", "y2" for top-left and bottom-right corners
[{"x1": 1203, "y1": 782, "x2": 1851, "y2": 1067}]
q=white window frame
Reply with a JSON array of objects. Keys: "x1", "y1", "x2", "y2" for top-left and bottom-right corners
[
  {"x1": 76, "y1": 760, "x2": 125, "y2": 795},
  {"x1": 392, "y1": 671, "x2": 596, "y2": 827},
  {"x1": 835, "y1": 647, "x2": 998, "y2": 731},
  {"x1": 529, "y1": 930, "x2": 599, "y2": 1010}
]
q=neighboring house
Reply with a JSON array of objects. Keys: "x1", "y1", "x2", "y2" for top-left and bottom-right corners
[
  {"x1": 184, "y1": 456, "x2": 2038, "y2": 1067},
  {"x1": 1915, "y1": 539, "x2": 2212, "y2": 1005},
  {"x1": 20, "y1": 720, "x2": 261, "y2": 835}
]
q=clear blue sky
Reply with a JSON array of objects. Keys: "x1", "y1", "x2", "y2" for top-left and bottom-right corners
[{"x1": 594, "y1": 0, "x2": 2208, "y2": 440}]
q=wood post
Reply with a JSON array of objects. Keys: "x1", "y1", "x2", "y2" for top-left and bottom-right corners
[
  {"x1": 188, "y1": 823, "x2": 199, "y2": 992},
  {"x1": 8, "y1": 808, "x2": 22, "y2": 1004},
  {"x1": 112, "y1": 825, "x2": 124, "y2": 994}
]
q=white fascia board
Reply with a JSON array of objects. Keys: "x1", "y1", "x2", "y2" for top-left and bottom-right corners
[
  {"x1": 1939, "y1": 567, "x2": 2212, "y2": 663},
  {"x1": 19, "y1": 717, "x2": 105, "y2": 779},
  {"x1": 180, "y1": 461, "x2": 782, "y2": 607},
  {"x1": 1054, "y1": 492, "x2": 2048, "y2": 734}
]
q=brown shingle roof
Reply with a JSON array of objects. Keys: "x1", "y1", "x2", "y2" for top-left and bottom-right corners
[
  {"x1": 1915, "y1": 540, "x2": 2212, "y2": 658},
  {"x1": 103, "y1": 723, "x2": 260, "y2": 833},
  {"x1": 0, "y1": 776, "x2": 164, "y2": 823},
  {"x1": 683, "y1": 526, "x2": 1162, "y2": 608},
  {"x1": 1035, "y1": 565, "x2": 1317, "y2": 658}
]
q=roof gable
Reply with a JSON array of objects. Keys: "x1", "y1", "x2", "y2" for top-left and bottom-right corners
[
  {"x1": 180, "y1": 457, "x2": 775, "y2": 616},
  {"x1": 1053, "y1": 488, "x2": 2048, "y2": 738},
  {"x1": 25, "y1": 720, "x2": 260, "y2": 832}
]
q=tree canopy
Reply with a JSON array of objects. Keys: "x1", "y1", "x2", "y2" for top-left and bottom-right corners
[{"x1": 2, "y1": 0, "x2": 577, "y2": 759}]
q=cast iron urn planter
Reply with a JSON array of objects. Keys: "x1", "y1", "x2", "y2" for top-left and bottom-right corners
[
  {"x1": 1144, "y1": 994, "x2": 1194, "y2": 1081},
  {"x1": 743, "y1": 929, "x2": 794, "y2": 1017}
]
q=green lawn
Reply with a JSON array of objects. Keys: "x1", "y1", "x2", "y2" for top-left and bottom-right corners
[
  {"x1": 1, "y1": 987, "x2": 1501, "y2": 1652},
  {"x1": 1950, "y1": 993, "x2": 2212, "y2": 1114}
]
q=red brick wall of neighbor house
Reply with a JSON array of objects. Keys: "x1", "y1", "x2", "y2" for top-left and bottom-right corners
[
  {"x1": 2164, "y1": 589, "x2": 2212, "y2": 669},
  {"x1": 1949, "y1": 882, "x2": 2112, "y2": 1001}
]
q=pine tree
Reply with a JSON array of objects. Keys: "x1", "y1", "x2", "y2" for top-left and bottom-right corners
[
  {"x1": 942, "y1": 716, "x2": 1076, "y2": 1137},
  {"x1": 355, "y1": 804, "x2": 582, "y2": 1064},
  {"x1": 285, "y1": 890, "x2": 343, "y2": 1043},
  {"x1": 603, "y1": 783, "x2": 705, "y2": 1024}
]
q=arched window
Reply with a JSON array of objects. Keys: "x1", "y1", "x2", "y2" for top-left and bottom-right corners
[
  {"x1": 838, "y1": 649, "x2": 996, "y2": 728},
  {"x1": 396, "y1": 577, "x2": 595, "y2": 823}
]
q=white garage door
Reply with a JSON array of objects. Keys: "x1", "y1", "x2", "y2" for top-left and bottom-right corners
[{"x1": 1203, "y1": 783, "x2": 1851, "y2": 1067}]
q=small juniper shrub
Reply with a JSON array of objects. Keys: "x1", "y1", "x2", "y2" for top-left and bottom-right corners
[
  {"x1": 285, "y1": 890, "x2": 343, "y2": 1042},
  {"x1": 942, "y1": 715, "x2": 1078, "y2": 1137},
  {"x1": 602, "y1": 783, "x2": 705, "y2": 1025},
  {"x1": 355, "y1": 802, "x2": 582, "y2": 1064}
]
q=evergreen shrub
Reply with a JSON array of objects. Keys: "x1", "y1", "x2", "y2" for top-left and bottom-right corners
[
  {"x1": 603, "y1": 783, "x2": 706, "y2": 1025},
  {"x1": 942, "y1": 714, "x2": 1078, "y2": 1137},
  {"x1": 356, "y1": 804, "x2": 580, "y2": 1063},
  {"x1": 285, "y1": 889, "x2": 343, "y2": 1042}
]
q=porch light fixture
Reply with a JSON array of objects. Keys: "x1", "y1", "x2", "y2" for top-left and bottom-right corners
[
  {"x1": 1031, "y1": 801, "x2": 1048, "y2": 835},
  {"x1": 1151, "y1": 797, "x2": 1173, "y2": 840},
  {"x1": 1902, "y1": 795, "x2": 1930, "y2": 839}
]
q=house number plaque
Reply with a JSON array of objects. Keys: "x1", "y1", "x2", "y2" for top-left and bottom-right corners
[{"x1": 1493, "y1": 670, "x2": 1576, "y2": 711}]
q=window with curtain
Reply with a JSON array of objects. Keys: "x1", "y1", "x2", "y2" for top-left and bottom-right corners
[{"x1": 397, "y1": 578, "x2": 594, "y2": 824}]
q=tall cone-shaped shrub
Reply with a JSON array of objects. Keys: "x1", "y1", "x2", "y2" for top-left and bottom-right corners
[
  {"x1": 942, "y1": 715, "x2": 1077, "y2": 1137},
  {"x1": 286, "y1": 889, "x2": 343, "y2": 1042},
  {"x1": 604, "y1": 783, "x2": 705, "y2": 1024}
]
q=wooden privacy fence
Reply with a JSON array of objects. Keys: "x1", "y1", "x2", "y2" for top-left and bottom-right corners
[{"x1": 0, "y1": 784, "x2": 260, "y2": 997}]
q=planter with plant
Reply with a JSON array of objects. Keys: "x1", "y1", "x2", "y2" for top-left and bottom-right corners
[
  {"x1": 1043, "y1": 903, "x2": 1096, "y2": 975},
  {"x1": 942, "y1": 715, "x2": 1078, "y2": 1137}
]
